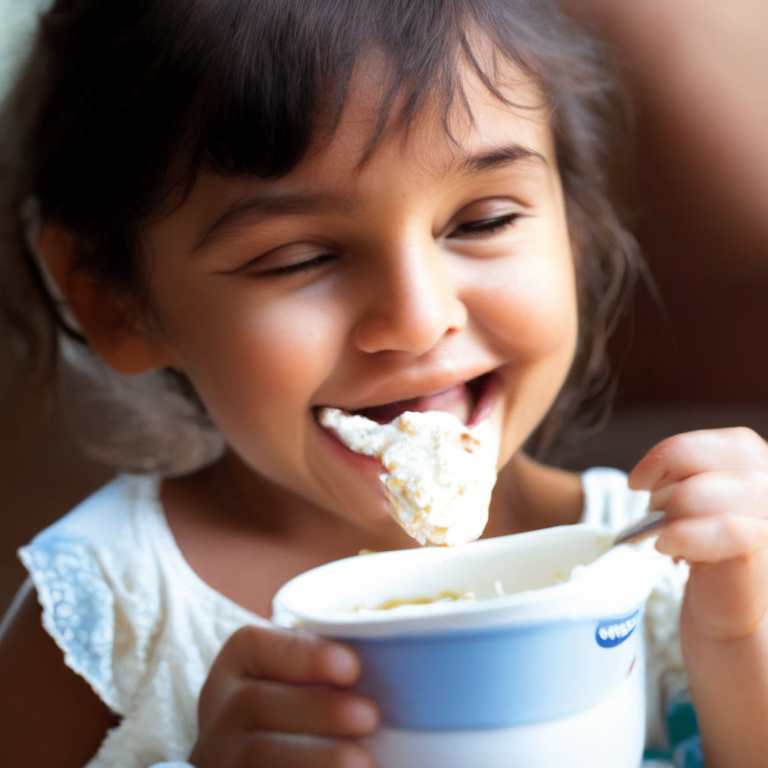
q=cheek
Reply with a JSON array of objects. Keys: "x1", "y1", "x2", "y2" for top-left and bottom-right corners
[
  {"x1": 470, "y1": 251, "x2": 579, "y2": 363},
  {"x1": 468, "y1": 248, "x2": 578, "y2": 460},
  {"x1": 152, "y1": 276, "x2": 345, "y2": 465}
]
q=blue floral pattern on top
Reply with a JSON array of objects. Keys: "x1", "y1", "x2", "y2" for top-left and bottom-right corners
[{"x1": 18, "y1": 534, "x2": 121, "y2": 713}]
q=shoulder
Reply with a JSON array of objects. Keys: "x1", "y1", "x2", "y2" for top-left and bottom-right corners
[
  {"x1": 24, "y1": 472, "x2": 160, "y2": 549},
  {"x1": 580, "y1": 466, "x2": 651, "y2": 530},
  {"x1": 0, "y1": 581, "x2": 118, "y2": 767},
  {"x1": 17, "y1": 473, "x2": 164, "y2": 716},
  {"x1": 19, "y1": 473, "x2": 161, "y2": 594}
]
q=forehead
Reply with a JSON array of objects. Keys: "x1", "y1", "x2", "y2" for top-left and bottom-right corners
[{"x1": 300, "y1": 57, "x2": 553, "y2": 185}]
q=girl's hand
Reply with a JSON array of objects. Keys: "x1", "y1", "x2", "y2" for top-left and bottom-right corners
[
  {"x1": 629, "y1": 427, "x2": 768, "y2": 641},
  {"x1": 189, "y1": 625, "x2": 379, "y2": 768}
]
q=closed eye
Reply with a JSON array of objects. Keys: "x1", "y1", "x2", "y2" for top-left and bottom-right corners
[
  {"x1": 257, "y1": 253, "x2": 337, "y2": 277},
  {"x1": 448, "y1": 213, "x2": 521, "y2": 238}
]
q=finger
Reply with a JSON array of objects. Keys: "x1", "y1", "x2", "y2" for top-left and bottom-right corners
[
  {"x1": 241, "y1": 733, "x2": 376, "y2": 768},
  {"x1": 656, "y1": 514, "x2": 768, "y2": 563},
  {"x1": 225, "y1": 679, "x2": 379, "y2": 737},
  {"x1": 648, "y1": 470, "x2": 768, "y2": 518},
  {"x1": 629, "y1": 428, "x2": 768, "y2": 491},
  {"x1": 223, "y1": 625, "x2": 362, "y2": 686}
]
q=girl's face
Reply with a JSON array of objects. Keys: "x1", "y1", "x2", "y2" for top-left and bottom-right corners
[{"x1": 142, "y1": 67, "x2": 578, "y2": 531}]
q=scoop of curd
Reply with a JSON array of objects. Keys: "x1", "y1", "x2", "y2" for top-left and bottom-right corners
[{"x1": 319, "y1": 408, "x2": 498, "y2": 546}]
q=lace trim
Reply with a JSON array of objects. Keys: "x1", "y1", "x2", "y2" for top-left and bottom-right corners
[{"x1": 18, "y1": 533, "x2": 122, "y2": 714}]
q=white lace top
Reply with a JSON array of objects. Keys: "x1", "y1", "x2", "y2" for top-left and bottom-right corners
[
  {"x1": 19, "y1": 474, "x2": 270, "y2": 767},
  {"x1": 19, "y1": 468, "x2": 687, "y2": 767}
]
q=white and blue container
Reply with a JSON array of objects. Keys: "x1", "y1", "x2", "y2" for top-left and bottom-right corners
[{"x1": 273, "y1": 525, "x2": 666, "y2": 768}]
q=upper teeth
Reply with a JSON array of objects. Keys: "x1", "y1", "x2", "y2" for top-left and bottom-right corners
[{"x1": 319, "y1": 407, "x2": 499, "y2": 546}]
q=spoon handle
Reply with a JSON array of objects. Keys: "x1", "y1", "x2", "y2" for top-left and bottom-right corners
[{"x1": 612, "y1": 511, "x2": 666, "y2": 547}]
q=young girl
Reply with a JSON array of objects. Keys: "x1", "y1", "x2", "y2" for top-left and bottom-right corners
[{"x1": 1, "y1": 1, "x2": 767, "y2": 767}]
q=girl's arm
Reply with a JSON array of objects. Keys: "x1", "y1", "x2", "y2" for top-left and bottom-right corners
[
  {"x1": 0, "y1": 580, "x2": 117, "y2": 768},
  {"x1": 630, "y1": 428, "x2": 768, "y2": 767},
  {"x1": 683, "y1": 606, "x2": 768, "y2": 767}
]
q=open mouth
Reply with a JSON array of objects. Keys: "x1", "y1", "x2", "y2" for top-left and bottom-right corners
[{"x1": 320, "y1": 370, "x2": 502, "y2": 428}]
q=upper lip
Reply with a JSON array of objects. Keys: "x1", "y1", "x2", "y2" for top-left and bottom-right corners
[{"x1": 314, "y1": 364, "x2": 503, "y2": 414}]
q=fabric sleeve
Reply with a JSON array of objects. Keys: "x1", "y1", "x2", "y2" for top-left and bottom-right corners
[
  {"x1": 19, "y1": 531, "x2": 124, "y2": 714},
  {"x1": 581, "y1": 468, "x2": 693, "y2": 756},
  {"x1": 149, "y1": 764, "x2": 196, "y2": 767},
  {"x1": 643, "y1": 558, "x2": 689, "y2": 729}
]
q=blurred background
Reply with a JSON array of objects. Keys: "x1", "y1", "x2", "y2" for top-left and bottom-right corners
[{"x1": 2, "y1": 0, "x2": 768, "y2": 615}]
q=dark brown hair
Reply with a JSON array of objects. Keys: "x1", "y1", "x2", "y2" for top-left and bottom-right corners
[{"x1": 0, "y1": 0, "x2": 639, "y2": 458}]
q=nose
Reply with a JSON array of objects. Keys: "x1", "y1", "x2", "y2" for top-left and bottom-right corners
[{"x1": 352, "y1": 238, "x2": 468, "y2": 355}]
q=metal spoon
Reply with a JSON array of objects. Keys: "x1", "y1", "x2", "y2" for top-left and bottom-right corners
[{"x1": 611, "y1": 510, "x2": 666, "y2": 548}]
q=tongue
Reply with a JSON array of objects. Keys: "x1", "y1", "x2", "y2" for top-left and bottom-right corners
[{"x1": 354, "y1": 383, "x2": 473, "y2": 425}]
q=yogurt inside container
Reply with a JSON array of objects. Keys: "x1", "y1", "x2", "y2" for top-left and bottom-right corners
[{"x1": 272, "y1": 524, "x2": 667, "y2": 768}]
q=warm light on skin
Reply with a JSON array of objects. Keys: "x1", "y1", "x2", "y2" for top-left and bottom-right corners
[{"x1": 64, "y1": 65, "x2": 580, "y2": 539}]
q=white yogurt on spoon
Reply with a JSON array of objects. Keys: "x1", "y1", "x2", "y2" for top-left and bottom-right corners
[{"x1": 319, "y1": 408, "x2": 499, "y2": 546}]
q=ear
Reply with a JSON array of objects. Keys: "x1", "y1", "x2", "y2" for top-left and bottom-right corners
[{"x1": 36, "y1": 222, "x2": 176, "y2": 375}]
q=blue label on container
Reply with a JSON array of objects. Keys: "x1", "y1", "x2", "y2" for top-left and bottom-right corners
[{"x1": 595, "y1": 611, "x2": 640, "y2": 648}]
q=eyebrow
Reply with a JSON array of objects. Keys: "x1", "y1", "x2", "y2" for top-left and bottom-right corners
[
  {"x1": 454, "y1": 142, "x2": 548, "y2": 176},
  {"x1": 193, "y1": 142, "x2": 547, "y2": 253},
  {"x1": 193, "y1": 190, "x2": 361, "y2": 254}
]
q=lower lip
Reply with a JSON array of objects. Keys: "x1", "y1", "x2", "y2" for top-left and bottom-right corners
[{"x1": 317, "y1": 421, "x2": 387, "y2": 476}]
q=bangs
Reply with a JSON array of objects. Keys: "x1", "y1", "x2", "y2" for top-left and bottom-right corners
[
  {"x1": 148, "y1": 0, "x2": 550, "y2": 181},
  {"x1": 31, "y1": 0, "x2": 587, "y2": 228}
]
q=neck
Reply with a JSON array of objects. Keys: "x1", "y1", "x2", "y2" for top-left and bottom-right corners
[
  {"x1": 484, "y1": 453, "x2": 584, "y2": 539},
  {"x1": 175, "y1": 449, "x2": 583, "y2": 552},
  {"x1": 204, "y1": 449, "x2": 418, "y2": 552}
]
